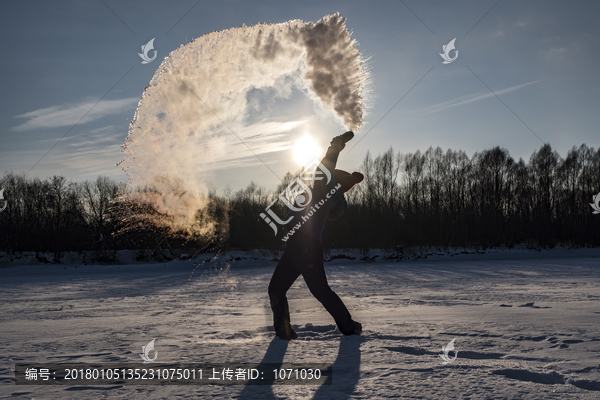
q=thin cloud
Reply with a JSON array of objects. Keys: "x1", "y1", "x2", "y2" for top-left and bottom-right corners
[
  {"x1": 12, "y1": 98, "x2": 138, "y2": 132},
  {"x1": 193, "y1": 118, "x2": 306, "y2": 170},
  {"x1": 34, "y1": 125, "x2": 124, "y2": 146},
  {"x1": 238, "y1": 119, "x2": 307, "y2": 142},
  {"x1": 1, "y1": 138, "x2": 124, "y2": 179},
  {"x1": 418, "y1": 80, "x2": 541, "y2": 116}
]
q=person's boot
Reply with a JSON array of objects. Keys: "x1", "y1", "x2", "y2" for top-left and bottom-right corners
[
  {"x1": 270, "y1": 296, "x2": 297, "y2": 340},
  {"x1": 354, "y1": 322, "x2": 362, "y2": 335},
  {"x1": 276, "y1": 324, "x2": 298, "y2": 340},
  {"x1": 344, "y1": 321, "x2": 362, "y2": 336}
]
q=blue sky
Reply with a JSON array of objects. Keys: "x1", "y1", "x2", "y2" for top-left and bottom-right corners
[{"x1": 1, "y1": 0, "x2": 598, "y2": 191}]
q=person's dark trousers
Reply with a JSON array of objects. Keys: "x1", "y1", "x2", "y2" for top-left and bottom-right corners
[{"x1": 268, "y1": 231, "x2": 356, "y2": 338}]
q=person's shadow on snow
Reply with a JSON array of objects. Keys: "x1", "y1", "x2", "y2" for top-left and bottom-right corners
[
  {"x1": 312, "y1": 335, "x2": 364, "y2": 400},
  {"x1": 236, "y1": 337, "x2": 289, "y2": 400},
  {"x1": 236, "y1": 332, "x2": 363, "y2": 400}
]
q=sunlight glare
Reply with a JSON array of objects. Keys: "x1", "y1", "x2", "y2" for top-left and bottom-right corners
[{"x1": 293, "y1": 136, "x2": 322, "y2": 167}]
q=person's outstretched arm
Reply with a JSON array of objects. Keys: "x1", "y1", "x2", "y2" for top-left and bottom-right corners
[{"x1": 320, "y1": 136, "x2": 345, "y2": 175}]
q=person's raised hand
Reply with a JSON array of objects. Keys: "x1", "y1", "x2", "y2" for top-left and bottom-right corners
[{"x1": 330, "y1": 135, "x2": 346, "y2": 151}]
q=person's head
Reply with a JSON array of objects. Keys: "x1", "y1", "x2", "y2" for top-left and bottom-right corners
[{"x1": 334, "y1": 169, "x2": 364, "y2": 193}]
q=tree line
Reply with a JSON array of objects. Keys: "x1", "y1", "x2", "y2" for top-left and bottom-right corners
[
  {"x1": 0, "y1": 143, "x2": 598, "y2": 261},
  {"x1": 335, "y1": 143, "x2": 599, "y2": 249}
]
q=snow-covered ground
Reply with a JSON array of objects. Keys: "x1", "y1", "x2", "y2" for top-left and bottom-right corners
[{"x1": 1, "y1": 248, "x2": 600, "y2": 399}]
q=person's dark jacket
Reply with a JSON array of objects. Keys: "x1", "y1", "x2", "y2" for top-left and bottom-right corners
[{"x1": 283, "y1": 145, "x2": 346, "y2": 243}]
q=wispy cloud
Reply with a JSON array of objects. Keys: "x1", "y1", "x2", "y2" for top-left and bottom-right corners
[
  {"x1": 12, "y1": 98, "x2": 138, "y2": 132},
  {"x1": 417, "y1": 80, "x2": 541, "y2": 116},
  {"x1": 0, "y1": 126, "x2": 126, "y2": 180},
  {"x1": 192, "y1": 118, "x2": 307, "y2": 170}
]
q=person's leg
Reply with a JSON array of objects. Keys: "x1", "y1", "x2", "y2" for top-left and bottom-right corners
[
  {"x1": 298, "y1": 237, "x2": 359, "y2": 335},
  {"x1": 268, "y1": 245, "x2": 301, "y2": 340}
]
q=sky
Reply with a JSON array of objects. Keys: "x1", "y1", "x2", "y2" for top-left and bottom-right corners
[{"x1": 0, "y1": 0, "x2": 598, "y2": 193}]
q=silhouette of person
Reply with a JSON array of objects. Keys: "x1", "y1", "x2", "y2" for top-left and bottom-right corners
[{"x1": 268, "y1": 133, "x2": 364, "y2": 340}]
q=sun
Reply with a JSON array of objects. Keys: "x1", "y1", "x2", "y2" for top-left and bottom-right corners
[{"x1": 293, "y1": 136, "x2": 322, "y2": 167}]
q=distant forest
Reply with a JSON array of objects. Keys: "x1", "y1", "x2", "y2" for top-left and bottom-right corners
[{"x1": 1, "y1": 143, "x2": 599, "y2": 261}]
